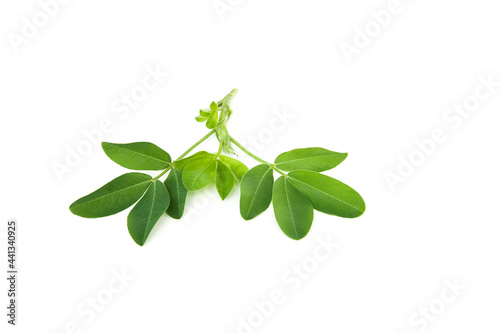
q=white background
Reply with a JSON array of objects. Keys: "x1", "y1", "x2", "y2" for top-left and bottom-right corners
[{"x1": 1, "y1": 0, "x2": 500, "y2": 332}]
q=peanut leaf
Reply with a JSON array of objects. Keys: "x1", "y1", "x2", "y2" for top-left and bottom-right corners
[
  {"x1": 273, "y1": 176, "x2": 313, "y2": 240},
  {"x1": 70, "y1": 173, "x2": 152, "y2": 218},
  {"x1": 240, "y1": 164, "x2": 274, "y2": 220},
  {"x1": 275, "y1": 148, "x2": 347, "y2": 172},
  {"x1": 102, "y1": 142, "x2": 171, "y2": 170},
  {"x1": 288, "y1": 170, "x2": 365, "y2": 218},
  {"x1": 127, "y1": 180, "x2": 170, "y2": 246}
]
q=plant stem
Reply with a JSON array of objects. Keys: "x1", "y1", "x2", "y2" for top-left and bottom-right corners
[
  {"x1": 177, "y1": 129, "x2": 215, "y2": 159},
  {"x1": 230, "y1": 136, "x2": 287, "y2": 177},
  {"x1": 153, "y1": 165, "x2": 172, "y2": 180},
  {"x1": 153, "y1": 129, "x2": 216, "y2": 181}
]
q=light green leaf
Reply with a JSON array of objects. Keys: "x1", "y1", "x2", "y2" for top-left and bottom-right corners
[
  {"x1": 127, "y1": 180, "x2": 170, "y2": 246},
  {"x1": 240, "y1": 164, "x2": 274, "y2": 220},
  {"x1": 272, "y1": 176, "x2": 313, "y2": 240},
  {"x1": 200, "y1": 109, "x2": 211, "y2": 117},
  {"x1": 174, "y1": 151, "x2": 214, "y2": 171},
  {"x1": 102, "y1": 142, "x2": 171, "y2": 170},
  {"x1": 164, "y1": 167, "x2": 188, "y2": 219},
  {"x1": 210, "y1": 101, "x2": 219, "y2": 111},
  {"x1": 195, "y1": 115, "x2": 208, "y2": 122},
  {"x1": 288, "y1": 171, "x2": 365, "y2": 218},
  {"x1": 219, "y1": 155, "x2": 249, "y2": 182},
  {"x1": 206, "y1": 111, "x2": 218, "y2": 129},
  {"x1": 275, "y1": 148, "x2": 347, "y2": 172},
  {"x1": 182, "y1": 156, "x2": 217, "y2": 191},
  {"x1": 69, "y1": 173, "x2": 152, "y2": 218},
  {"x1": 215, "y1": 160, "x2": 234, "y2": 200}
]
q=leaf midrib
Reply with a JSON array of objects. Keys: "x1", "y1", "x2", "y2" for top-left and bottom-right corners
[
  {"x1": 245, "y1": 167, "x2": 272, "y2": 218},
  {"x1": 284, "y1": 179, "x2": 299, "y2": 239},
  {"x1": 276, "y1": 154, "x2": 343, "y2": 167},
  {"x1": 289, "y1": 177, "x2": 363, "y2": 213},
  {"x1": 141, "y1": 181, "x2": 158, "y2": 244},
  {"x1": 72, "y1": 179, "x2": 151, "y2": 208},
  {"x1": 108, "y1": 144, "x2": 169, "y2": 165}
]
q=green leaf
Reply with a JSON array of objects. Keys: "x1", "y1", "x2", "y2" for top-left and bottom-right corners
[
  {"x1": 215, "y1": 160, "x2": 234, "y2": 200},
  {"x1": 69, "y1": 173, "x2": 152, "y2": 218},
  {"x1": 195, "y1": 115, "x2": 208, "y2": 122},
  {"x1": 210, "y1": 101, "x2": 219, "y2": 111},
  {"x1": 102, "y1": 142, "x2": 171, "y2": 170},
  {"x1": 219, "y1": 155, "x2": 249, "y2": 182},
  {"x1": 288, "y1": 171, "x2": 365, "y2": 218},
  {"x1": 182, "y1": 156, "x2": 217, "y2": 191},
  {"x1": 240, "y1": 164, "x2": 274, "y2": 220},
  {"x1": 275, "y1": 148, "x2": 347, "y2": 172},
  {"x1": 127, "y1": 180, "x2": 170, "y2": 246},
  {"x1": 200, "y1": 109, "x2": 211, "y2": 117},
  {"x1": 174, "y1": 151, "x2": 214, "y2": 171},
  {"x1": 272, "y1": 176, "x2": 314, "y2": 240},
  {"x1": 206, "y1": 111, "x2": 218, "y2": 129},
  {"x1": 164, "y1": 167, "x2": 188, "y2": 219}
]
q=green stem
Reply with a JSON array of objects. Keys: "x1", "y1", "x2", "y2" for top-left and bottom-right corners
[
  {"x1": 153, "y1": 165, "x2": 172, "y2": 180},
  {"x1": 153, "y1": 129, "x2": 216, "y2": 181},
  {"x1": 177, "y1": 129, "x2": 216, "y2": 160},
  {"x1": 230, "y1": 136, "x2": 287, "y2": 177}
]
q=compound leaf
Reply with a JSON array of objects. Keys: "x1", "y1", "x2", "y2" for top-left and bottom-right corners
[
  {"x1": 275, "y1": 148, "x2": 347, "y2": 172},
  {"x1": 288, "y1": 171, "x2": 365, "y2": 218},
  {"x1": 272, "y1": 176, "x2": 313, "y2": 240},
  {"x1": 102, "y1": 142, "x2": 171, "y2": 170},
  {"x1": 240, "y1": 164, "x2": 274, "y2": 220},
  {"x1": 127, "y1": 180, "x2": 170, "y2": 246},
  {"x1": 70, "y1": 173, "x2": 152, "y2": 218}
]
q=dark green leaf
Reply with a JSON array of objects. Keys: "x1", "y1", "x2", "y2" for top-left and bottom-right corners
[
  {"x1": 174, "y1": 151, "x2": 214, "y2": 171},
  {"x1": 69, "y1": 173, "x2": 152, "y2": 218},
  {"x1": 164, "y1": 167, "x2": 188, "y2": 219},
  {"x1": 272, "y1": 176, "x2": 313, "y2": 240},
  {"x1": 240, "y1": 164, "x2": 274, "y2": 220},
  {"x1": 102, "y1": 142, "x2": 171, "y2": 170},
  {"x1": 127, "y1": 180, "x2": 170, "y2": 246},
  {"x1": 182, "y1": 156, "x2": 217, "y2": 191},
  {"x1": 275, "y1": 148, "x2": 347, "y2": 172},
  {"x1": 219, "y1": 155, "x2": 249, "y2": 182},
  {"x1": 215, "y1": 160, "x2": 234, "y2": 200},
  {"x1": 288, "y1": 171, "x2": 365, "y2": 218}
]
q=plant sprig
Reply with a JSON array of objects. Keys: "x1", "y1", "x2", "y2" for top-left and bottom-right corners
[{"x1": 70, "y1": 89, "x2": 365, "y2": 246}]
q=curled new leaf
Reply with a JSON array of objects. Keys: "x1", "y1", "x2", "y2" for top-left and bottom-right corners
[
  {"x1": 102, "y1": 142, "x2": 171, "y2": 170},
  {"x1": 128, "y1": 180, "x2": 170, "y2": 246},
  {"x1": 70, "y1": 173, "x2": 152, "y2": 218},
  {"x1": 288, "y1": 170, "x2": 365, "y2": 218},
  {"x1": 206, "y1": 111, "x2": 218, "y2": 129},
  {"x1": 272, "y1": 176, "x2": 314, "y2": 240},
  {"x1": 240, "y1": 164, "x2": 274, "y2": 220},
  {"x1": 275, "y1": 148, "x2": 347, "y2": 172}
]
